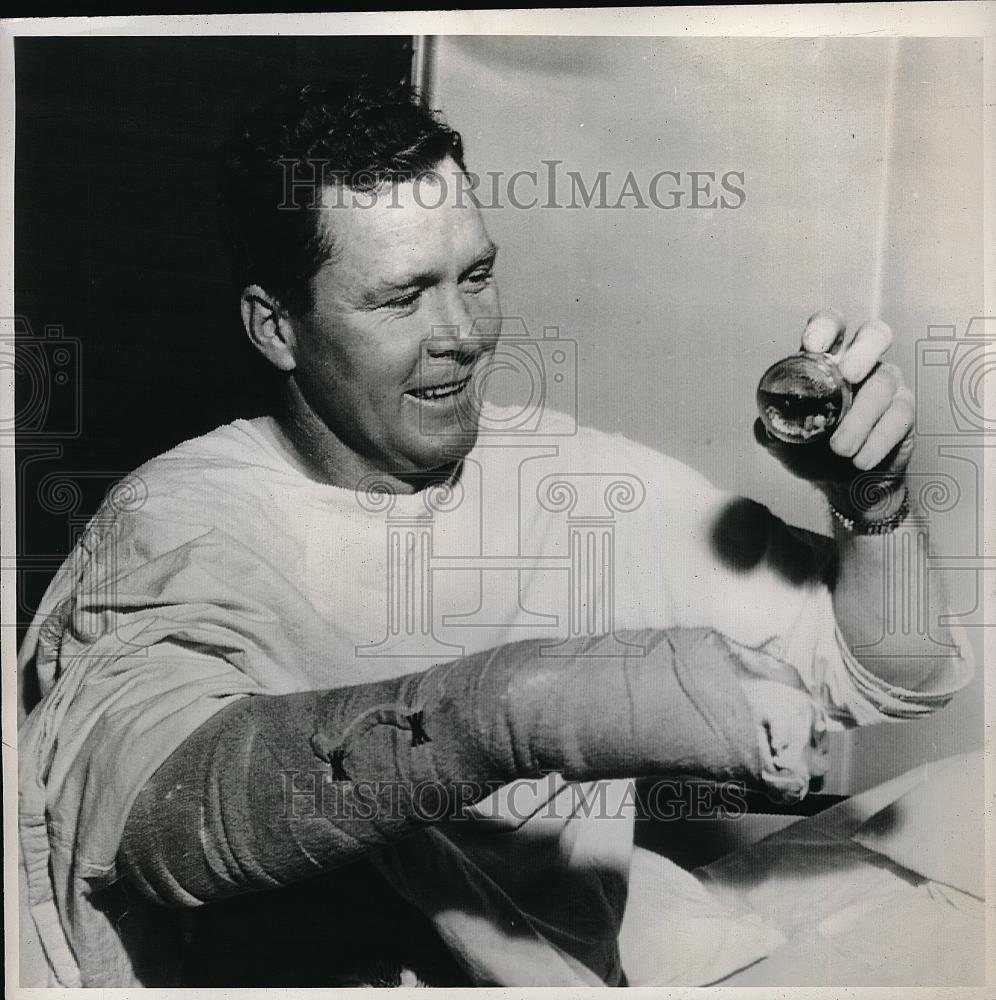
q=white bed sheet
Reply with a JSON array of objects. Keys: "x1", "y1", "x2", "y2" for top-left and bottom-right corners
[{"x1": 692, "y1": 761, "x2": 986, "y2": 986}]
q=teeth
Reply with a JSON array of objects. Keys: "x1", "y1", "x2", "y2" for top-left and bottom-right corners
[{"x1": 412, "y1": 378, "x2": 469, "y2": 400}]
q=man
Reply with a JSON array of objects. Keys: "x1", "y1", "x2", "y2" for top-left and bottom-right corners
[{"x1": 18, "y1": 79, "x2": 971, "y2": 988}]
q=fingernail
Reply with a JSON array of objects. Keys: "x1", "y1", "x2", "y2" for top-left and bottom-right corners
[{"x1": 831, "y1": 430, "x2": 855, "y2": 456}]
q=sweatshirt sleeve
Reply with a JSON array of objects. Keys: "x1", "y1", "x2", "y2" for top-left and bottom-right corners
[{"x1": 609, "y1": 435, "x2": 973, "y2": 726}]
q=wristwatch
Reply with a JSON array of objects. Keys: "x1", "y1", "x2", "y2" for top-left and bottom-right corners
[{"x1": 828, "y1": 484, "x2": 911, "y2": 535}]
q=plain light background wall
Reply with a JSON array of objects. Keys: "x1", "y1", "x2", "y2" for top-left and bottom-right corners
[{"x1": 429, "y1": 36, "x2": 985, "y2": 792}]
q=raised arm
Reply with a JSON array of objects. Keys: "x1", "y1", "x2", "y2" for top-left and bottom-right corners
[{"x1": 756, "y1": 309, "x2": 969, "y2": 695}]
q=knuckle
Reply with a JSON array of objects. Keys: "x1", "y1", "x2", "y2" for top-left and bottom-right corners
[
  {"x1": 894, "y1": 399, "x2": 915, "y2": 429},
  {"x1": 869, "y1": 362, "x2": 900, "y2": 394},
  {"x1": 895, "y1": 384, "x2": 914, "y2": 406}
]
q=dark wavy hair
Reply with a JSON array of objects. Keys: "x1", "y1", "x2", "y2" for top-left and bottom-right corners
[{"x1": 220, "y1": 78, "x2": 465, "y2": 316}]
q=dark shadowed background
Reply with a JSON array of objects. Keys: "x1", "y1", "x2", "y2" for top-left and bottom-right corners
[{"x1": 14, "y1": 35, "x2": 413, "y2": 642}]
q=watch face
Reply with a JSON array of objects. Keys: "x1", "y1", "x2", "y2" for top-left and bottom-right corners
[{"x1": 756, "y1": 353, "x2": 851, "y2": 445}]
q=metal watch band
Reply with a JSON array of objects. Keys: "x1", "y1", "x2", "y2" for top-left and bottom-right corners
[{"x1": 828, "y1": 484, "x2": 911, "y2": 535}]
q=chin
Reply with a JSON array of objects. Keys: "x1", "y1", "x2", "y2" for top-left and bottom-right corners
[{"x1": 407, "y1": 425, "x2": 480, "y2": 472}]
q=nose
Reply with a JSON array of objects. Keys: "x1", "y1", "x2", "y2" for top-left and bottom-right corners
[{"x1": 424, "y1": 286, "x2": 496, "y2": 359}]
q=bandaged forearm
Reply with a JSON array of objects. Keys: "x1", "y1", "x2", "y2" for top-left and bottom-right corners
[{"x1": 119, "y1": 627, "x2": 763, "y2": 906}]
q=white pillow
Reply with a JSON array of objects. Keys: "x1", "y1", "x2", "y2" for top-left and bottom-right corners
[
  {"x1": 620, "y1": 846, "x2": 787, "y2": 985},
  {"x1": 852, "y1": 749, "x2": 984, "y2": 899}
]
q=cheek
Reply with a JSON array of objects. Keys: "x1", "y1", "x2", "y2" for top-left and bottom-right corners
[
  {"x1": 468, "y1": 285, "x2": 501, "y2": 326},
  {"x1": 351, "y1": 333, "x2": 423, "y2": 406},
  {"x1": 298, "y1": 343, "x2": 348, "y2": 400},
  {"x1": 297, "y1": 317, "x2": 381, "y2": 392}
]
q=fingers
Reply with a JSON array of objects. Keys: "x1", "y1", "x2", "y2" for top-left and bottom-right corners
[
  {"x1": 830, "y1": 362, "x2": 899, "y2": 458},
  {"x1": 740, "y1": 676, "x2": 832, "y2": 804},
  {"x1": 836, "y1": 318, "x2": 893, "y2": 383},
  {"x1": 763, "y1": 694, "x2": 811, "y2": 762},
  {"x1": 776, "y1": 313, "x2": 916, "y2": 484},
  {"x1": 852, "y1": 386, "x2": 915, "y2": 471},
  {"x1": 800, "y1": 313, "x2": 894, "y2": 383},
  {"x1": 801, "y1": 308, "x2": 847, "y2": 353},
  {"x1": 761, "y1": 769, "x2": 809, "y2": 805},
  {"x1": 807, "y1": 716, "x2": 832, "y2": 779},
  {"x1": 755, "y1": 721, "x2": 778, "y2": 778},
  {"x1": 759, "y1": 703, "x2": 812, "y2": 804}
]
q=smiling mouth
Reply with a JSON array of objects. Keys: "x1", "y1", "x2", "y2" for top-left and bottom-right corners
[{"x1": 406, "y1": 375, "x2": 473, "y2": 402}]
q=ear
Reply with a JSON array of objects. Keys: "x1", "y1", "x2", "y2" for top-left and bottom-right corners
[{"x1": 240, "y1": 285, "x2": 297, "y2": 372}]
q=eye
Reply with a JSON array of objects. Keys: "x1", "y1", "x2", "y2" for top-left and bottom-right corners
[
  {"x1": 462, "y1": 266, "x2": 494, "y2": 293},
  {"x1": 382, "y1": 289, "x2": 422, "y2": 311}
]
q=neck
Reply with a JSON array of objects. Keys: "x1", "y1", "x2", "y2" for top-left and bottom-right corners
[{"x1": 272, "y1": 381, "x2": 463, "y2": 495}]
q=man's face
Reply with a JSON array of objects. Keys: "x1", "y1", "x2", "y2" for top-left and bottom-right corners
[{"x1": 287, "y1": 158, "x2": 501, "y2": 483}]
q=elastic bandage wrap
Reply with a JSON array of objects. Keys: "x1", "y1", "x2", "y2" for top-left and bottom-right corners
[{"x1": 119, "y1": 627, "x2": 765, "y2": 906}]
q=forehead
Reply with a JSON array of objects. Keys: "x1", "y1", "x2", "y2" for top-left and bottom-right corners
[{"x1": 316, "y1": 160, "x2": 490, "y2": 282}]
